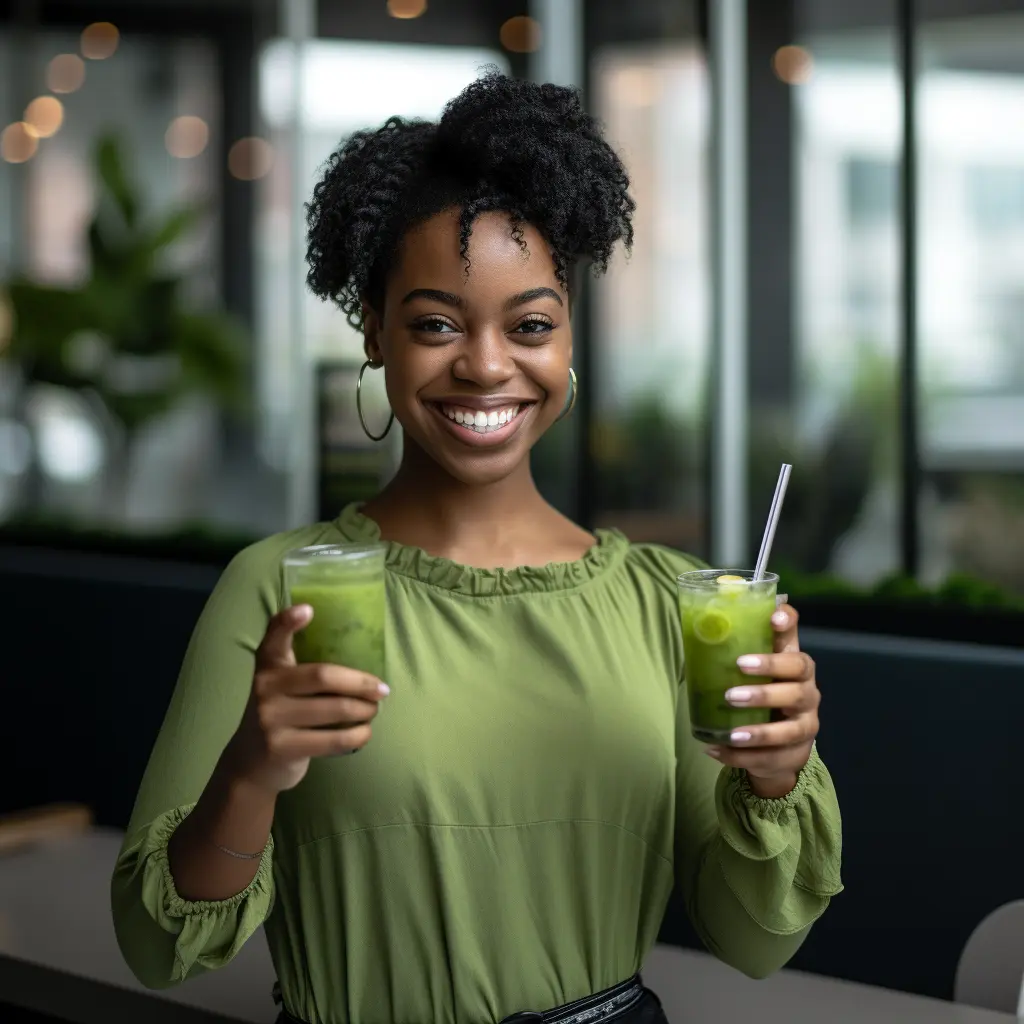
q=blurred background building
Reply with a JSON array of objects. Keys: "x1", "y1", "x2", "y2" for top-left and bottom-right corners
[{"x1": 1, "y1": 0, "x2": 1023, "y2": 603}]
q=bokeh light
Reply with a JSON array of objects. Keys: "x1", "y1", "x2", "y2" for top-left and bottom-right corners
[
  {"x1": 772, "y1": 45, "x2": 814, "y2": 85},
  {"x1": 81, "y1": 22, "x2": 120, "y2": 60},
  {"x1": 500, "y1": 16, "x2": 542, "y2": 54},
  {"x1": 387, "y1": 0, "x2": 427, "y2": 18},
  {"x1": 24, "y1": 97, "x2": 65, "y2": 139},
  {"x1": 228, "y1": 137, "x2": 274, "y2": 181},
  {"x1": 1, "y1": 123, "x2": 39, "y2": 164},
  {"x1": 47, "y1": 53, "x2": 86, "y2": 94},
  {"x1": 614, "y1": 68, "x2": 659, "y2": 107},
  {"x1": 165, "y1": 115, "x2": 210, "y2": 159}
]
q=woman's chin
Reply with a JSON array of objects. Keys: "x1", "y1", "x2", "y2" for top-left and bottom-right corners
[{"x1": 433, "y1": 448, "x2": 531, "y2": 487}]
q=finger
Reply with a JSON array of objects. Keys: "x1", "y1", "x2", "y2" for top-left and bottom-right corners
[
  {"x1": 705, "y1": 742, "x2": 812, "y2": 776},
  {"x1": 771, "y1": 603, "x2": 800, "y2": 654},
  {"x1": 280, "y1": 695, "x2": 381, "y2": 729},
  {"x1": 736, "y1": 650, "x2": 815, "y2": 682},
  {"x1": 719, "y1": 715, "x2": 816, "y2": 749},
  {"x1": 255, "y1": 606, "x2": 313, "y2": 670},
  {"x1": 288, "y1": 663, "x2": 391, "y2": 699},
  {"x1": 288, "y1": 723, "x2": 374, "y2": 758},
  {"x1": 725, "y1": 681, "x2": 816, "y2": 710}
]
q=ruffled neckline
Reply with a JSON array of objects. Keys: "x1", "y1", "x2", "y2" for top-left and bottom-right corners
[{"x1": 333, "y1": 502, "x2": 629, "y2": 597}]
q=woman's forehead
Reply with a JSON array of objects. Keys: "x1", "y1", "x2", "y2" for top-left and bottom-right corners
[{"x1": 395, "y1": 210, "x2": 560, "y2": 284}]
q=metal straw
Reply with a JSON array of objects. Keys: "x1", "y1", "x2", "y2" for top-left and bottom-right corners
[{"x1": 753, "y1": 463, "x2": 792, "y2": 581}]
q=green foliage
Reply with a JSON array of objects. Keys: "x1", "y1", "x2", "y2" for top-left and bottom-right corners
[
  {"x1": 749, "y1": 344, "x2": 897, "y2": 575},
  {"x1": 4, "y1": 133, "x2": 248, "y2": 434},
  {"x1": 592, "y1": 393, "x2": 698, "y2": 510},
  {"x1": 775, "y1": 561, "x2": 1024, "y2": 612}
]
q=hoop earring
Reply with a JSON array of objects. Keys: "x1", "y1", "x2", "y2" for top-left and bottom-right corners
[
  {"x1": 555, "y1": 367, "x2": 577, "y2": 422},
  {"x1": 356, "y1": 359, "x2": 394, "y2": 442}
]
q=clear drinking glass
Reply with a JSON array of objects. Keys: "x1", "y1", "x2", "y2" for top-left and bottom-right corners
[
  {"x1": 677, "y1": 569, "x2": 778, "y2": 743},
  {"x1": 282, "y1": 543, "x2": 387, "y2": 677}
]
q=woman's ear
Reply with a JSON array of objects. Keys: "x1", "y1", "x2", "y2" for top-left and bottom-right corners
[{"x1": 362, "y1": 305, "x2": 383, "y2": 365}]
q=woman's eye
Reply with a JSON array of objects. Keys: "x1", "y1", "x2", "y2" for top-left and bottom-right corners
[
  {"x1": 514, "y1": 319, "x2": 553, "y2": 336},
  {"x1": 414, "y1": 318, "x2": 456, "y2": 334}
]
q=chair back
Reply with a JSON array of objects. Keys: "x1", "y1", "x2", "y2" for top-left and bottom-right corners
[{"x1": 955, "y1": 900, "x2": 1024, "y2": 1015}]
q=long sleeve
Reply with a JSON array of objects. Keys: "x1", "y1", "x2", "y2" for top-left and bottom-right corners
[
  {"x1": 109, "y1": 532, "x2": 310, "y2": 989},
  {"x1": 674, "y1": 696, "x2": 843, "y2": 978}
]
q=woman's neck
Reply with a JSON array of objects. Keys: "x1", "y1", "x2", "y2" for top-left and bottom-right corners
[{"x1": 359, "y1": 446, "x2": 584, "y2": 568}]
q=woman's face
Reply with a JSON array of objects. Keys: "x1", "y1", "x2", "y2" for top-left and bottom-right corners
[{"x1": 364, "y1": 208, "x2": 572, "y2": 487}]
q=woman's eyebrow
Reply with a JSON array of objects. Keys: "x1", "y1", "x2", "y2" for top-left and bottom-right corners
[
  {"x1": 400, "y1": 286, "x2": 564, "y2": 310},
  {"x1": 504, "y1": 287, "x2": 563, "y2": 309},
  {"x1": 400, "y1": 288, "x2": 465, "y2": 307}
]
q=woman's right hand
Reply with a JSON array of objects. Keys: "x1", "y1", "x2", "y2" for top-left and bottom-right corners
[{"x1": 221, "y1": 605, "x2": 390, "y2": 795}]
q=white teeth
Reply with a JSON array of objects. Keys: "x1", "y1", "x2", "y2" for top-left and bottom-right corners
[{"x1": 440, "y1": 403, "x2": 523, "y2": 433}]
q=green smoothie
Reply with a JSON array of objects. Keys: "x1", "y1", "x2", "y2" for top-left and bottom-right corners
[
  {"x1": 283, "y1": 544, "x2": 387, "y2": 679},
  {"x1": 677, "y1": 570, "x2": 778, "y2": 744},
  {"x1": 290, "y1": 579, "x2": 386, "y2": 677}
]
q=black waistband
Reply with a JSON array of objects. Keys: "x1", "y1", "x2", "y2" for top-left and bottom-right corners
[
  {"x1": 273, "y1": 974, "x2": 644, "y2": 1024},
  {"x1": 500, "y1": 974, "x2": 643, "y2": 1024}
]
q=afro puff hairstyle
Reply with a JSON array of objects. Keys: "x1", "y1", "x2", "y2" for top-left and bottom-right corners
[{"x1": 305, "y1": 68, "x2": 635, "y2": 331}]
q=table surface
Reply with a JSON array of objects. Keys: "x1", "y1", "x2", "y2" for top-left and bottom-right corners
[{"x1": 0, "y1": 829, "x2": 1013, "y2": 1024}]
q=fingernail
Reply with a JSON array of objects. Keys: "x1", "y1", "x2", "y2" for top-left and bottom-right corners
[
  {"x1": 725, "y1": 687, "x2": 753, "y2": 703},
  {"x1": 705, "y1": 747, "x2": 722, "y2": 759},
  {"x1": 771, "y1": 611, "x2": 788, "y2": 627},
  {"x1": 730, "y1": 730, "x2": 753, "y2": 744},
  {"x1": 294, "y1": 604, "x2": 313, "y2": 623},
  {"x1": 378, "y1": 683, "x2": 391, "y2": 697},
  {"x1": 736, "y1": 655, "x2": 762, "y2": 670}
]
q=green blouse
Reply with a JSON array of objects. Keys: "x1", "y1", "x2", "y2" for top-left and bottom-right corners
[{"x1": 111, "y1": 503, "x2": 843, "y2": 1024}]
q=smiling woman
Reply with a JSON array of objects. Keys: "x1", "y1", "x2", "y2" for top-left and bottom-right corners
[
  {"x1": 111, "y1": 67, "x2": 843, "y2": 1024},
  {"x1": 300, "y1": 69, "x2": 634, "y2": 521},
  {"x1": 360, "y1": 210, "x2": 574, "y2": 489}
]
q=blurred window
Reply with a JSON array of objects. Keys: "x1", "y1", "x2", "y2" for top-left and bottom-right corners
[
  {"x1": 918, "y1": 6, "x2": 1024, "y2": 595},
  {"x1": 759, "y1": 8, "x2": 903, "y2": 583},
  {"x1": 966, "y1": 166, "x2": 1024, "y2": 231},
  {"x1": 846, "y1": 158, "x2": 898, "y2": 227},
  {"x1": 589, "y1": 43, "x2": 711, "y2": 555}
]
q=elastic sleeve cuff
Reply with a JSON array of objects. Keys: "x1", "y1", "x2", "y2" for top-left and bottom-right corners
[
  {"x1": 124, "y1": 804, "x2": 275, "y2": 981},
  {"x1": 731, "y1": 745, "x2": 829, "y2": 822},
  {"x1": 714, "y1": 745, "x2": 844, "y2": 934}
]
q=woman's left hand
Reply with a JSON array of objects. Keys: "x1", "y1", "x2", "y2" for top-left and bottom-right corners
[{"x1": 706, "y1": 603, "x2": 819, "y2": 798}]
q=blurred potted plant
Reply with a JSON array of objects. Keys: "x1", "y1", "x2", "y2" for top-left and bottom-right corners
[
  {"x1": 748, "y1": 342, "x2": 897, "y2": 573},
  {"x1": 4, "y1": 132, "x2": 248, "y2": 520},
  {"x1": 593, "y1": 393, "x2": 698, "y2": 509}
]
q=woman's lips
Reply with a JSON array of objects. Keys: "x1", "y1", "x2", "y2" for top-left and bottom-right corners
[{"x1": 427, "y1": 401, "x2": 535, "y2": 447}]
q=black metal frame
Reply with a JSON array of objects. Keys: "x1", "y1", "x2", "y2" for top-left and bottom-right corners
[{"x1": 898, "y1": 0, "x2": 920, "y2": 577}]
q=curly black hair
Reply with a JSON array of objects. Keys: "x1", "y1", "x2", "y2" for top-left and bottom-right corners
[{"x1": 305, "y1": 68, "x2": 635, "y2": 331}]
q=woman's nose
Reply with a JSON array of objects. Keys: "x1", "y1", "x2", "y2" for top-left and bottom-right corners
[{"x1": 451, "y1": 330, "x2": 516, "y2": 387}]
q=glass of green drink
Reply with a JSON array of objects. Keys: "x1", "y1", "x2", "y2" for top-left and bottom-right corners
[
  {"x1": 677, "y1": 569, "x2": 779, "y2": 744},
  {"x1": 282, "y1": 543, "x2": 387, "y2": 679}
]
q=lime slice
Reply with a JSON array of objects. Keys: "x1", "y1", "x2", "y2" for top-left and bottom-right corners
[
  {"x1": 716, "y1": 573, "x2": 747, "y2": 599},
  {"x1": 693, "y1": 608, "x2": 732, "y2": 644}
]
